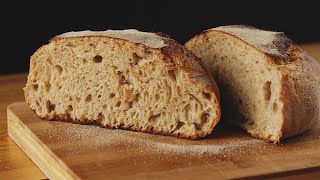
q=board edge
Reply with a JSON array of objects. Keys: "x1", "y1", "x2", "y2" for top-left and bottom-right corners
[{"x1": 7, "y1": 102, "x2": 80, "y2": 180}]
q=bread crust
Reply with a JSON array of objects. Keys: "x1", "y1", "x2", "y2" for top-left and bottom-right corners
[
  {"x1": 277, "y1": 47, "x2": 320, "y2": 139},
  {"x1": 25, "y1": 30, "x2": 221, "y2": 139},
  {"x1": 186, "y1": 25, "x2": 320, "y2": 142}
]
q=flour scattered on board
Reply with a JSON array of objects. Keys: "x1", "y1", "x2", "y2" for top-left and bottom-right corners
[{"x1": 39, "y1": 121, "x2": 264, "y2": 157}]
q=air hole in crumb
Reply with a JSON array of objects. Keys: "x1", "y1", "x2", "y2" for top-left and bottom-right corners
[
  {"x1": 155, "y1": 94, "x2": 160, "y2": 101},
  {"x1": 263, "y1": 81, "x2": 271, "y2": 101},
  {"x1": 148, "y1": 113, "x2": 161, "y2": 122},
  {"x1": 168, "y1": 70, "x2": 176, "y2": 81},
  {"x1": 194, "y1": 123, "x2": 202, "y2": 131},
  {"x1": 184, "y1": 104, "x2": 191, "y2": 120},
  {"x1": 115, "y1": 101, "x2": 121, "y2": 107},
  {"x1": 67, "y1": 105, "x2": 73, "y2": 112},
  {"x1": 82, "y1": 59, "x2": 87, "y2": 64},
  {"x1": 201, "y1": 112, "x2": 210, "y2": 124},
  {"x1": 32, "y1": 83, "x2": 39, "y2": 91},
  {"x1": 55, "y1": 65, "x2": 63, "y2": 75},
  {"x1": 132, "y1": 53, "x2": 143, "y2": 65},
  {"x1": 102, "y1": 104, "x2": 107, "y2": 109},
  {"x1": 135, "y1": 93, "x2": 140, "y2": 102},
  {"x1": 195, "y1": 103, "x2": 199, "y2": 111},
  {"x1": 85, "y1": 94, "x2": 92, "y2": 102},
  {"x1": 46, "y1": 100, "x2": 55, "y2": 113},
  {"x1": 202, "y1": 92, "x2": 211, "y2": 100},
  {"x1": 273, "y1": 103, "x2": 278, "y2": 112},
  {"x1": 128, "y1": 101, "x2": 133, "y2": 108},
  {"x1": 109, "y1": 93, "x2": 115, "y2": 99},
  {"x1": 97, "y1": 113, "x2": 105, "y2": 121},
  {"x1": 97, "y1": 95, "x2": 101, "y2": 98},
  {"x1": 93, "y1": 55, "x2": 103, "y2": 63},
  {"x1": 174, "y1": 121, "x2": 185, "y2": 131},
  {"x1": 36, "y1": 100, "x2": 40, "y2": 107}
]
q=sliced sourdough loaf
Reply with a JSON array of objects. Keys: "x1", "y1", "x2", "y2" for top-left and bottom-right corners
[
  {"x1": 186, "y1": 25, "x2": 320, "y2": 142},
  {"x1": 24, "y1": 29, "x2": 221, "y2": 139}
]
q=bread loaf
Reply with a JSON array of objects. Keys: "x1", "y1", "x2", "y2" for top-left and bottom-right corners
[
  {"x1": 24, "y1": 29, "x2": 221, "y2": 139},
  {"x1": 186, "y1": 25, "x2": 320, "y2": 142}
]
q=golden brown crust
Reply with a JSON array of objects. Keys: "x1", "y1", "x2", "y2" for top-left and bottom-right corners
[
  {"x1": 27, "y1": 31, "x2": 221, "y2": 140},
  {"x1": 160, "y1": 38, "x2": 220, "y2": 100},
  {"x1": 277, "y1": 46, "x2": 320, "y2": 139}
]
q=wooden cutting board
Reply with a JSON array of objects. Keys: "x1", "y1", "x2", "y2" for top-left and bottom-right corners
[{"x1": 7, "y1": 102, "x2": 320, "y2": 179}]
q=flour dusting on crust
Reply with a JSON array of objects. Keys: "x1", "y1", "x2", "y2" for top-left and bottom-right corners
[
  {"x1": 212, "y1": 25, "x2": 290, "y2": 58},
  {"x1": 57, "y1": 29, "x2": 168, "y2": 49}
]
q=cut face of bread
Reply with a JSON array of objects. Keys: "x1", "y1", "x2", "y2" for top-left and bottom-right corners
[
  {"x1": 186, "y1": 25, "x2": 320, "y2": 142},
  {"x1": 24, "y1": 29, "x2": 221, "y2": 139}
]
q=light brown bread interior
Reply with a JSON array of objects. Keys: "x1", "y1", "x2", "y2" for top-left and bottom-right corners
[
  {"x1": 24, "y1": 29, "x2": 221, "y2": 139},
  {"x1": 186, "y1": 25, "x2": 320, "y2": 142}
]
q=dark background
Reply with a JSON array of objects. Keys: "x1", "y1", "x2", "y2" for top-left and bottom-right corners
[{"x1": 1, "y1": 1, "x2": 320, "y2": 75}]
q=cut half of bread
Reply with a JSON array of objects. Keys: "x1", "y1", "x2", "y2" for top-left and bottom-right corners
[
  {"x1": 24, "y1": 29, "x2": 221, "y2": 139},
  {"x1": 186, "y1": 25, "x2": 320, "y2": 142}
]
